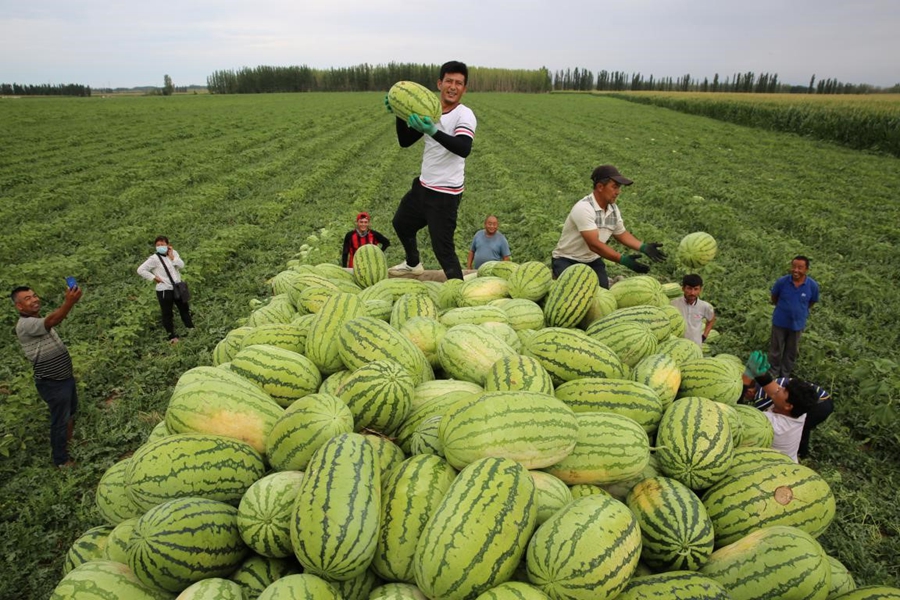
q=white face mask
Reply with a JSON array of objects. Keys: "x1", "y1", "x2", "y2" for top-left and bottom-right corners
[{"x1": 156, "y1": 246, "x2": 168, "y2": 255}]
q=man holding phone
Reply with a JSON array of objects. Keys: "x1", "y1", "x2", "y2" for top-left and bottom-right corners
[{"x1": 11, "y1": 282, "x2": 83, "y2": 468}]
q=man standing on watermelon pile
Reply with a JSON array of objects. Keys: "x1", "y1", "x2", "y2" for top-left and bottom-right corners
[
  {"x1": 11, "y1": 284, "x2": 83, "y2": 468},
  {"x1": 768, "y1": 255, "x2": 819, "y2": 378},
  {"x1": 387, "y1": 61, "x2": 476, "y2": 280},
  {"x1": 551, "y1": 165, "x2": 666, "y2": 288},
  {"x1": 341, "y1": 212, "x2": 391, "y2": 268},
  {"x1": 742, "y1": 350, "x2": 833, "y2": 460}
]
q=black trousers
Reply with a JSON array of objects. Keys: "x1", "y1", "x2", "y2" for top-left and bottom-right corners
[
  {"x1": 799, "y1": 397, "x2": 834, "y2": 458},
  {"x1": 769, "y1": 325, "x2": 803, "y2": 378},
  {"x1": 157, "y1": 289, "x2": 193, "y2": 339},
  {"x1": 552, "y1": 257, "x2": 609, "y2": 289},
  {"x1": 392, "y1": 178, "x2": 464, "y2": 280}
]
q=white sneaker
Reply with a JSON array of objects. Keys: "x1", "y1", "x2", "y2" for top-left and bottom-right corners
[{"x1": 389, "y1": 261, "x2": 425, "y2": 275}]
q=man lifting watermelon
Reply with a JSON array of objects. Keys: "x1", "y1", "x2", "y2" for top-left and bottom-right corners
[
  {"x1": 551, "y1": 165, "x2": 666, "y2": 288},
  {"x1": 384, "y1": 61, "x2": 477, "y2": 280}
]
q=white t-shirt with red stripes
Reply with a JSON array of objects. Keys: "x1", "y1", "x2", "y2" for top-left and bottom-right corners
[{"x1": 419, "y1": 104, "x2": 476, "y2": 195}]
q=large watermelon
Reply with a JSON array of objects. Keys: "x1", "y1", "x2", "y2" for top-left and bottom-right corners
[{"x1": 387, "y1": 81, "x2": 441, "y2": 122}]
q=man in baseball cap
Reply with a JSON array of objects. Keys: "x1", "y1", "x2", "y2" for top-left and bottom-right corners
[{"x1": 551, "y1": 164, "x2": 666, "y2": 287}]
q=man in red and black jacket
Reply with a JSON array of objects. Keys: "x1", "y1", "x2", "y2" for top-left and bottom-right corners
[{"x1": 341, "y1": 212, "x2": 391, "y2": 268}]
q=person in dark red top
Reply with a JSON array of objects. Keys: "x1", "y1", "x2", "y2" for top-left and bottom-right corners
[{"x1": 341, "y1": 212, "x2": 391, "y2": 268}]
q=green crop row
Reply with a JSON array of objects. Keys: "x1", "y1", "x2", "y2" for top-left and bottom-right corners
[{"x1": 600, "y1": 91, "x2": 900, "y2": 157}]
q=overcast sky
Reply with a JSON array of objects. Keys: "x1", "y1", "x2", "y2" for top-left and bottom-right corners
[{"x1": 1, "y1": 0, "x2": 898, "y2": 89}]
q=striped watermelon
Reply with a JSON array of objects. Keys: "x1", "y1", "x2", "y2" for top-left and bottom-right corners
[
  {"x1": 64, "y1": 524, "x2": 114, "y2": 574},
  {"x1": 414, "y1": 457, "x2": 537, "y2": 600},
  {"x1": 701, "y1": 461, "x2": 836, "y2": 547},
  {"x1": 306, "y1": 293, "x2": 366, "y2": 374},
  {"x1": 231, "y1": 344, "x2": 322, "y2": 407},
  {"x1": 178, "y1": 577, "x2": 246, "y2": 599},
  {"x1": 481, "y1": 321, "x2": 523, "y2": 352},
  {"x1": 485, "y1": 354, "x2": 555, "y2": 395},
  {"x1": 569, "y1": 483, "x2": 611, "y2": 499},
  {"x1": 353, "y1": 243, "x2": 389, "y2": 288},
  {"x1": 412, "y1": 379, "x2": 484, "y2": 408},
  {"x1": 128, "y1": 497, "x2": 249, "y2": 593},
  {"x1": 247, "y1": 295, "x2": 296, "y2": 326},
  {"x1": 366, "y1": 298, "x2": 394, "y2": 321},
  {"x1": 475, "y1": 582, "x2": 550, "y2": 599},
  {"x1": 579, "y1": 285, "x2": 618, "y2": 328},
  {"x1": 395, "y1": 389, "x2": 482, "y2": 453},
  {"x1": 677, "y1": 358, "x2": 743, "y2": 406},
  {"x1": 587, "y1": 305, "x2": 672, "y2": 342},
  {"x1": 508, "y1": 261, "x2": 553, "y2": 302},
  {"x1": 438, "y1": 324, "x2": 517, "y2": 386},
  {"x1": 237, "y1": 471, "x2": 305, "y2": 558},
  {"x1": 365, "y1": 433, "x2": 407, "y2": 474},
  {"x1": 265, "y1": 392, "x2": 354, "y2": 471},
  {"x1": 660, "y1": 304, "x2": 687, "y2": 338},
  {"x1": 339, "y1": 316, "x2": 429, "y2": 385},
  {"x1": 526, "y1": 494, "x2": 641, "y2": 600},
  {"x1": 439, "y1": 390, "x2": 578, "y2": 470},
  {"x1": 230, "y1": 555, "x2": 302, "y2": 599},
  {"x1": 699, "y1": 526, "x2": 830, "y2": 600},
  {"x1": 125, "y1": 433, "x2": 265, "y2": 511},
  {"x1": 458, "y1": 276, "x2": 511, "y2": 307},
  {"x1": 600, "y1": 453, "x2": 660, "y2": 501},
  {"x1": 51, "y1": 560, "x2": 172, "y2": 600},
  {"x1": 827, "y1": 555, "x2": 857, "y2": 597},
  {"x1": 625, "y1": 476, "x2": 715, "y2": 572},
  {"x1": 655, "y1": 396, "x2": 734, "y2": 491},
  {"x1": 372, "y1": 455, "x2": 458, "y2": 582},
  {"x1": 239, "y1": 322, "x2": 309, "y2": 354},
  {"x1": 440, "y1": 305, "x2": 509, "y2": 327},
  {"x1": 338, "y1": 360, "x2": 415, "y2": 434},
  {"x1": 400, "y1": 316, "x2": 447, "y2": 368},
  {"x1": 500, "y1": 298, "x2": 545, "y2": 331},
  {"x1": 213, "y1": 326, "x2": 255, "y2": 366},
  {"x1": 409, "y1": 415, "x2": 443, "y2": 456},
  {"x1": 657, "y1": 336, "x2": 704, "y2": 366},
  {"x1": 292, "y1": 285, "x2": 339, "y2": 315},
  {"x1": 290, "y1": 433, "x2": 380, "y2": 580},
  {"x1": 726, "y1": 446, "x2": 793, "y2": 477},
  {"x1": 165, "y1": 378, "x2": 284, "y2": 456},
  {"x1": 543, "y1": 263, "x2": 597, "y2": 328},
  {"x1": 830, "y1": 589, "x2": 900, "y2": 599},
  {"x1": 610, "y1": 276, "x2": 663, "y2": 308},
  {"x1": 530, "y1": 471, "x2": 575, "y2": 526},
  {"x1": 616, "y1": 572, "x2": 730, "y2": 600},
  {"x1": 319, "y1": 369, "x2": 352, "y2": 395},
  {"x1": 370, "y1": 583, "x2": 429, "y2": 599},
  {"x1": 96, "y1": 458, "x2": 144, "y2": 525},
  {"x1": 173, "y1": 364, "x2": 265, "y2": 395},
  {"x1": 370, "y1": 278, "x2": 430, "y2": 302},
  {"x1": 734, "y1": 404, "x2": 775, "y2": 448},
  {"x1": 388, "y1": 80, "x2": 441, "y2": 122},
  {"x1": 437, "y1": 278, "x2": 465, "y2": 309},
  {"x1": 103, "y1": 518, "x2": 138, "y2": 564},
  {"x1": 543, "y1": 412, "x2": 649, "y2": 485},
  {"x1": 586, "y1": 319, "x2": 658, "y2": 368},
  {"x1": 554, "y1": 378, "x2": 663, "y2": 434},
  {"x1": 146, "y1": 420, "x2": 171, "y2": 444},
  {"x1": 391, "y1": 293, "x2": 439, "y2": 329},
  {"x1": 257, "y1": 574, "x2": 341, "y2": 600},
  {"x1": 522, "y1": 327, "x2": 624, "y2": 385},
  {"x1": 677, "y1": 232, "x2": 717, "y2": 269},
  {"x1": 631, "y1": 353, "x2": 681, "y2": 410},
  {"x1": 326, "y1": 568, "x2": 384, "y2": 600}
]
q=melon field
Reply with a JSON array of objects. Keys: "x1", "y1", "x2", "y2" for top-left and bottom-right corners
[{"x1": 1, "y1": 92, "x2": 899, "y2": 598}]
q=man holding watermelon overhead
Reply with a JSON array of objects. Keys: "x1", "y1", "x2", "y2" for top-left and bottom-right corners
[
  {"x1": 386, "y1": 61, "x2": 476, "y2": 280},
  {"x1": 551, "y1": 165, "x2": 666, "y2": 288}
]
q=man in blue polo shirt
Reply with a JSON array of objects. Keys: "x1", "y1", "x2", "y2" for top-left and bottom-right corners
[{"x1": 769, "y1": 255, "x2": 819, "y2": 378}]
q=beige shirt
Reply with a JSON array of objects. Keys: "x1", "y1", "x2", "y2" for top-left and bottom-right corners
[
  {"x1": 552, "y1": 194, "x2": 626, "y2": 262},
  {"x1": 671, "y1": 296, "x2": 715, "y2": 346}
]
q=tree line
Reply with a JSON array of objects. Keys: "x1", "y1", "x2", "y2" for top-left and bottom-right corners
[{"x1": 0, "y1": 83, "x2": 91, "y2": 97}]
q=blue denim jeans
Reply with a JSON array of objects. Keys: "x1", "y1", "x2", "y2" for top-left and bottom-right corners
[{"x1": 34, "y1": 377, "x2": 78, "y2": 466}]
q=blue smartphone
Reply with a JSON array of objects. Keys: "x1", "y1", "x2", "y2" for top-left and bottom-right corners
[{"x1": 66, "y1": 276, "x2": 78, "y2": 289}]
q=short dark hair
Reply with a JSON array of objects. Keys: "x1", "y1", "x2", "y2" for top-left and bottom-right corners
[
  {"x1": 793, "y1": 255, "x2": 810, "y2": 268},
  {"x1": 440, "y1": 61, "x2": 469, "y2": 84},
  {"x1": 785, "y1": 379, "x2": 820, "y2": 418},
  {"x1": 11, "y1": 286, "x2": 31, "y2": 303},
  {"x1": 682, "y1": 274, "x2": 703, "y2": 287},
  {"x1": 155, "y1": 236, "x2": 169, "y2": 244}
]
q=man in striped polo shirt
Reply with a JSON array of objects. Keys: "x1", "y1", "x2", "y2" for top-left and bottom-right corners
[
  {"x1": 12, "y1": 284, "x2": 83, "y2": 467},
  {"x1": 388, "y1": 60, "x2": 477, "y2": 280}
]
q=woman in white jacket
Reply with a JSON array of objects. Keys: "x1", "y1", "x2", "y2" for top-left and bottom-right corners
[{"x1": 137, "y1": 236, "x2": 194, "y2": 343}]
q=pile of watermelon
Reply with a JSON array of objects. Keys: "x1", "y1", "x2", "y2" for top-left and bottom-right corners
[{"x1": 53, "y1": 249, "x2": 900, "y2": 600}]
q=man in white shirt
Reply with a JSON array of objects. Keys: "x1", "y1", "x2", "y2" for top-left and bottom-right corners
[
  {"x1": 671, "y1": 274, "x2": 716, "y2": 347},
  {"x1": 551, "y1": 165, "x2": 666, "y2": 288}
]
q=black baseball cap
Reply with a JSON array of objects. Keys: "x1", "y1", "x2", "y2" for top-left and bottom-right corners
[{"x1": 591, "y1": 165, "x2": 633, "y2": 186}]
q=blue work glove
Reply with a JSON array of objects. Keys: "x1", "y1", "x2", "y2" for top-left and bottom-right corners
[
  {"x1": 640, "y1": 242, "x2": 667, "y2": 262},
  {"x1": 619, "y1": 254, "x2": 650, "y2": 273},
  {"x1": 408, "y1": 114, "x2": 438, "y2": 136},
  {"x1": 384, "y1": 94, "x2": 393, "y2": 114}
]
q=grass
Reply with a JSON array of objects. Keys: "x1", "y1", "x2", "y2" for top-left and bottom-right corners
[{"x1": 1, "y1": 92, "x2": 899, "y2": 596}]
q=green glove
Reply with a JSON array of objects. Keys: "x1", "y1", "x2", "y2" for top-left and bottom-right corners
[
  {"x1": 384, "y1": 94, "x2": 393, "y2": 114},
  {"x1": 640, "y1": 242, "x2": 667, "y2": 262},
  {"x1": 619, "y1": 254, "x2": 650, "y2": 273},
  {"x1": 744, "y1": 350, "x2": 771, "y2": 379},
  {"x1": 408, "y1": 114, "x2": 438, "y2": 136}
]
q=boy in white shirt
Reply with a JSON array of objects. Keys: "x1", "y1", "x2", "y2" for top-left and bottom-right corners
[{"x1": 671, "y1": 273, "x2": 716, "y2": 347}]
